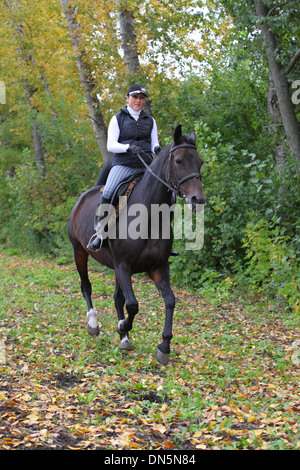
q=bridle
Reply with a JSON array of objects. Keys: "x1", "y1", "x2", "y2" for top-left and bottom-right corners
[
  {"x1": 136, "y1": 143, "x2": 201, "y2": 197},
  {"x1": 167, "y1": 143, "x2": 201, "y2": 194}
]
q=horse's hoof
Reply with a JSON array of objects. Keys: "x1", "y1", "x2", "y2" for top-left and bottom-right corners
[
  {"x1": 120, "y1": 336, "x2": 133, "y2": 350},
  {"x1": 155, "y1": 348, "x2": 169, "y2": 365},
  {"x1": 87, "y1": 325, "x2": 100, "y2": 337}
]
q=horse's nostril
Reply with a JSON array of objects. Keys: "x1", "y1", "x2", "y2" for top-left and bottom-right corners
[{"x1": 192, "y1": 195, "x2": 206, "y2": 206}]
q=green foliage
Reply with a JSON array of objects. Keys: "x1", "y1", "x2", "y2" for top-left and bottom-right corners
[
  {"x1": 170, "y1": 119, "x2": 299, "y2": 314},
  {"x1": 0, "y1": 133, "x2": 97, "y2": 257},
  {"x1": 172, "y1": 120, "x2": 269, "y2": 277},
  {"x1": 241, "y1": 217, "x2": 299, "y2": 313}
]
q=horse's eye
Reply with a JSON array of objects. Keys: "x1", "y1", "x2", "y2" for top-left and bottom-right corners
[{"x1": 175, "y1": 159, "x2": 183, "y2": 164}]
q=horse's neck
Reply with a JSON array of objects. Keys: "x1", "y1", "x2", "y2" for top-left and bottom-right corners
[{"x1": 136, "y1": 152, "x2": 172, "y2": 205}]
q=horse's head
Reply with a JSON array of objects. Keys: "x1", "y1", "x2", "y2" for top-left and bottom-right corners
[{"x1": 166, "y1": 125, "x2": 206, "y2": 210}]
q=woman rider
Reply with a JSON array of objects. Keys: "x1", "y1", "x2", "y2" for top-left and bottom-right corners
[{"x1": 87, "y1": 84, "x2": 161, "y2": 251}]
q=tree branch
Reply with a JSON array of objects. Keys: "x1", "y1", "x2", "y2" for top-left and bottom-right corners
[
  {"x1": 266, "y1": 1, "x2": 295, "y2": 17},
  {"x1": 285, "y1": 48, "x2": 300, "y2": 75}
]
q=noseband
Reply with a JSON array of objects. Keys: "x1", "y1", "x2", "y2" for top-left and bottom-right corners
[{"x1": 137, "y1": 143, "x2": 201, "y2": 197}]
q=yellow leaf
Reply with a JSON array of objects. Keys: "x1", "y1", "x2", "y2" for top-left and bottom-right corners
[
  {"x1": 152, "y1": 423, "x2": 167, "y2": 434},
  {"x1": 25, "y1": 413, "x2": 40, "y2": 424},
  {"x1": 39, "y1": 429, "x2": 48, "y2": 441},
  {"x1": 196, "y1": 444, "x2": 207, "y2": 449},
  {"x1": 22, "y1": 393, "x2": 32, "y2": 402},
  {"x1": 138, "y1": 416, "x2": 151, "y2": 425},
  {"x1": 247, "y1": 416, "x2": 256, "y2": 423}
]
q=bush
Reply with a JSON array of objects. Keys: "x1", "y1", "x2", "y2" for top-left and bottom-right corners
[
  {"x1": 171, "y1": 120, "x2": 269, "y2": 284},
  {"x1": 241, "y1": 217, "x2": 299, "y2": 313},
  {"x1": 0, "y1": 147, "x2": 89, "y2": 257}
]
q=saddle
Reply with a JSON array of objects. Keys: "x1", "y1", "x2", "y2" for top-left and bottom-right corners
[
  {"x1": 95, "y1": 172, "x2": 144, "y2": 230},
  {"x1": 110, "y1": 171, "x2": 144, "y2": 207}
]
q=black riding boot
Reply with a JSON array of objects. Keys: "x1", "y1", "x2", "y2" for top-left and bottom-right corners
[{"x1": 87, "y1": 196, "x2": 111, "y2": 251}]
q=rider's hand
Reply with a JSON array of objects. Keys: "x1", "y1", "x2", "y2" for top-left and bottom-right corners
[{"x1": 128, "y1": 143, "x2": 143, "y2": 155}]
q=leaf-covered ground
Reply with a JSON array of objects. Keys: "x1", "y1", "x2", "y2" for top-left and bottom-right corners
[{"x1": 0, "y1": 251, "x2": 299, "y2": 450}]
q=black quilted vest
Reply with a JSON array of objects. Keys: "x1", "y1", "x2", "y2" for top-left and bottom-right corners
[{"x1": 111, "y1": 107, "x2": 154, "y2": 168}]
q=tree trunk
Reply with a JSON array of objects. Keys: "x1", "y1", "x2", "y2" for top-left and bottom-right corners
[
  {"x1": 267, "y1": 76, "x2": 288, "y2": 222},
  {"x1": 5, "y1": 0, "x2": 47, "y2": 175},
  {"x1": 60, "y1": 0, "x2": 111, "y2": 163},
  {"x1": 22, "y1": 82, "x2": 47, "y2": 175},
  {"x1": 254, "y1": 0, "x2": 300, "y2": 174},
  {"x1": 115, "y1": 0, "x2": 152, "y2": 114},
  {"x1": 116, "y1": 4, "x2": 140, "y2": 74}
]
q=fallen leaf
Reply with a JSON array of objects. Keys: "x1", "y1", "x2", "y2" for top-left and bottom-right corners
[
  {"x1": 164, "y1": 439, "x2": 175, "y2": 449},
  {"x1": 242, "y1": 405, "x2": 250, "y2": 414},
  {"x1": 152, "y1": 423, "x2": 167, "y2": 434},
  {"x1": 24, "y1": 413, "x2": 40, "y2": 425}
]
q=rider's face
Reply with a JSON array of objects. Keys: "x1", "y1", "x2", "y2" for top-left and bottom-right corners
[{"x1": 126, "y1": 93, "x2": 146, "y2": 111}]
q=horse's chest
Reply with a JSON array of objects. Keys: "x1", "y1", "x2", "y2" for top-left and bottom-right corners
[{"x1": 131, "y1": 240, "x2": 171, "y2": 273}]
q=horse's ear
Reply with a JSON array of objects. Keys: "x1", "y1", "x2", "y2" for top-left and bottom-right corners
[
  {"x1": 173, "y1": 125, "x2": 182, "y2": 145},
  {"x1": 189, "y1": 130, "x2": 196, "y2": 144}
]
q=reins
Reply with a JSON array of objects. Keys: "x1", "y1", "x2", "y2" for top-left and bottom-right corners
[{"x1": 136, "y1": 143, "x2": 201, "y2": 196}]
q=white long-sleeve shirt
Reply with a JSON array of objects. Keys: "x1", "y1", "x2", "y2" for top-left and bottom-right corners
[{"x1": 107, "y1": 106, "x2": 160, "y2": 154}]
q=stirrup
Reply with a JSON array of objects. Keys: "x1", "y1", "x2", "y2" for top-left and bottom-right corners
[{"x1": 87, "y1": 233, "x2": 103, "y2": 252}]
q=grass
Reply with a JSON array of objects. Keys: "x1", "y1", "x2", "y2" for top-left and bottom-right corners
[{"x1": 0, "y1": 250, "x2": 299, "y2": 450}]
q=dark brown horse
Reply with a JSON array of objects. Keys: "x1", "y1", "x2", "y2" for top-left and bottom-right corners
[{"x1": 68, "y1": 125, "x2": 206, "y2": 364}]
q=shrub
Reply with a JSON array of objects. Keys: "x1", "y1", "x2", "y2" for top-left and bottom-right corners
[{"x1": 241, "y1": 217, "x2": 299, "y2": 313}]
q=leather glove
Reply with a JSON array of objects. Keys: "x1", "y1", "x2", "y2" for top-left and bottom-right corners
[
  {"x1": 127, "y1": 143, "x2": 143, "y2": 155},
  {"x1": 154, "y1": 146, "x2": 161, "y2": 155}
]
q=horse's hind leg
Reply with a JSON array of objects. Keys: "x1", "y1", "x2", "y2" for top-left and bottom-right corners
[
  {"x1": 114, "y1": 279, "x2": 133, "y2": 350},
  {"x1": 73, "y1": 243, "x2": 100, "y2": 337},
  {"x1": 149, "y1": 264, "x2": 175, "y2": 365}
]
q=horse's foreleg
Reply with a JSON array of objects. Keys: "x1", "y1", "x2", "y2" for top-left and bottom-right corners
[
  {"x1": 114, "y1": 263, "x2": 138, "y2": 336},
  {"x1": 149, "y1": 265, "x2": 175, "y2": 365},
  {"x1": 73, "y1": 243, "x2": 99, "y2": 337},
  {"x1": 114, "y1": 279, "x2": 133, "y2": 350}
]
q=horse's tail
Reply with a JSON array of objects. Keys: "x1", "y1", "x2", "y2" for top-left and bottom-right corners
[{"x1": 95, "y1": 155, "x2": 113, "y2": 187}]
